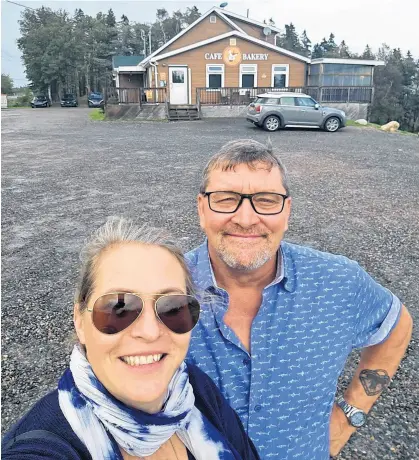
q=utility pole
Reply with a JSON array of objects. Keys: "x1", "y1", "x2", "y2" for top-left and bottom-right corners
[{"x1": 148, "y1": 28, "x2": 152, "y2": 55}]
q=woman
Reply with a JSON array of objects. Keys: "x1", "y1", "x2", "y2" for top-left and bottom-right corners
[{"x1": 3, "y1": 217, "x2": 260, "y2": 460}]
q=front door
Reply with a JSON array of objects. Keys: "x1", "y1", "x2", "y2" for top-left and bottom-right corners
[{"x1": 169, "y1": 67, "x2": 188, "y2": 104}]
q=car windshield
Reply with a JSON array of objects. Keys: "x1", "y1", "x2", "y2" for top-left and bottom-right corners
[
  {"x1": 35, "y1": 96, "x2": 47, "y2": 101},
  {"x1": 63, "y1": 94, "x2": 75, "y2": 100},
  {"x1": 89, "y1": 93, "x2": 103, "y2": 100}
]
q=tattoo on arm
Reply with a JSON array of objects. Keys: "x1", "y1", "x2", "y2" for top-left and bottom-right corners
[{"x1": 359, "y1": 369, "x2": 390, "y2": 396}]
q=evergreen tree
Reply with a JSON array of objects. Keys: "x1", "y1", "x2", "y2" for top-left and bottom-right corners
[
  {"x1": 312, "y1": 43, "x2": 325, "y2": 59},
  {"x1": 300, "y1": 30, "x2": 311, "y2": 57},
  {"x1": 338, "y1": 40, "x2": 351, "y2": 58},
  {"x1": 325, "y1": 33, "x2": 339, "y2": 57},
  {"x1": 362, "y1": 44, "x2": 375, "y2": 59}
]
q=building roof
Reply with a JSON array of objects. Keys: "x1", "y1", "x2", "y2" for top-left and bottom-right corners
[
  {"x1": 219, "y1": 8, "x2": 282, "y2": 34},
  {"x1": 112, "y1": 55, "x2": 145, "y2": 68},
  {"x1": 140, "y1": 7, "x2": 245, "y2": 66},
  {"x1": 134, "y1": 7, "x2": 383, "y2": 69},
  {"x1": 311, "y1": 58, "x2": 385, "y2": 66},
  {"x1": 153, "y1": 30, "x2": 311, "y2": 64}
]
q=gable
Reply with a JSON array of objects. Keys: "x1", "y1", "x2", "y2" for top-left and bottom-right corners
[
  {"x1": 164, "y1": 13, "x2": 235, "y2": 54},
  {"x1": 154, "y1": 31, "x2": 310, "y2": 64},
  {"x1": 229, "y1": 18, "x2": 276, "y2": 45}
]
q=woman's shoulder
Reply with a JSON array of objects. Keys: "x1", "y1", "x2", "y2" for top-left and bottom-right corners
[{"x1": 2, "y1": 390, "x2": 90, "y2": 459}]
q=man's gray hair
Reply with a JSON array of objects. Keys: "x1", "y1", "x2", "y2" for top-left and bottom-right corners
[
  {"x1": 75, "y1": 216, "x2": 194, "y2": 312},
  {"x1": 199, "y1": 139, "x2": 290, "y2": 195}
]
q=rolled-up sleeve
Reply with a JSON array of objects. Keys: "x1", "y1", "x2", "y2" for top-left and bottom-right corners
[{"x1": 351, "y1": 264, "x2": 402, "y2": 349}]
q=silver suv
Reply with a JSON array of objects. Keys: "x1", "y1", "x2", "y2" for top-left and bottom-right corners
[{"x1": 246, "y1": 92, "x2": 346, "y2": 132}]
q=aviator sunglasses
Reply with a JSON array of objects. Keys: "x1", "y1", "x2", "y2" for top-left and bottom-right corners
[{"x1": 87, "y1": 292, "x2": 200, "y2": 335}]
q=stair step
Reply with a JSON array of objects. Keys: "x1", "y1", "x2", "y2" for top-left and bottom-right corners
[{"x1": 167, "y1": 104, "x2": 200, "y2": 121}]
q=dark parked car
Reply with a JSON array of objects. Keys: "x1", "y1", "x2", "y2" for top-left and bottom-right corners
[
  {"x1": 31, "y1": 95, "x2": 51, "y2": 108},
  {"x1": 60, "y1": 93, "x2": 78, "y2": 107},
  {"x1": 88, "y1": 92, "x2": 104, "y2": 108}
]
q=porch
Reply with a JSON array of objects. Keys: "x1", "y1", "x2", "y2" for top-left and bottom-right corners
[{"x1": 104, "y1": 85, "x2": 374, "y2": 121}]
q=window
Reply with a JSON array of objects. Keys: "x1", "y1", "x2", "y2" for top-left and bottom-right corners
[
  {"x1": 240, "y1": 64, "x2": 257, "y2": 88},
  {"x1": 210, "y1": 15, "x2": 217, "y2": 23},
  {"x1": 259, "y1": 97, "x2": 280, "y2": 105},
  {"x1": 279, "y1": 97, "x2": 296, "y2": 106},
  {"x1": 272, "y1": 64, "x2": 289, "y2": 88},
  {"x1": 230, "y1": 38, "x2": 237, "y2": 46},
  {"x1": 296, "y1": 97, "x2": 317, "y2": 107},
  {"x1": 206, "y1": 64, "x2": 224, "y2": 89},
  {"x1": 172, "y1": 70, "x2": 184, "y2": 84}
]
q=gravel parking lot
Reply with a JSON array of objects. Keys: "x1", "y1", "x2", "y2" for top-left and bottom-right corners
[{"x1": 2, "y1": 107, "x2": 418, "y2": 459}]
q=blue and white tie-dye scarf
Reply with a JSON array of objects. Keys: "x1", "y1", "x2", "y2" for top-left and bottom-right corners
[{"x1": 58, "y1": 345, "x2": 235, "y2": 460}]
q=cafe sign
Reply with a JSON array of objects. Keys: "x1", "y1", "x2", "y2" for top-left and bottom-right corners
[{"x1": 205, "y1": 46, "x2": 269, "y2": 66}]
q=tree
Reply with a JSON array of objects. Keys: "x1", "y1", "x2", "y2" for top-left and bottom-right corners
[
  {"x1": 338, "y1": 40, "x2": 351, "y2": 58},
  {"x1": 312, "y1": 43, "x2": 325, "y2": 59},
  {"x1": 278, "y1": 23, "x2": 304, "y2": 54},
  {"x1": 300, "y1": 30, "x2": 311, "y2": 57},
  {"x1": 362, "y1": 44, "x2": 375, "y2": 60},
  {"x1": 325, "y1": 33, "x2": 339, "y2": 57},
  {"x1": 1, "y1": 74, "x2": 14, "y2": 94},
  {"x1": 106, "y1": 9, "x2": 116, "y2": 28}
]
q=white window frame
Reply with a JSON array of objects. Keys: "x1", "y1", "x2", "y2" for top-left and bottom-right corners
[
  {"x1": 239, "y1": 64, "x2": 258, "y2": 89},
  {"x1": 271, "y1": 64, "x2": 289, "y2": 88},
  {"x1": 209, "y1": 15, "x2": 217, "y2": 23},
  {"x1": 206, "y1": 64, "x2": 225, "y2": 91}
]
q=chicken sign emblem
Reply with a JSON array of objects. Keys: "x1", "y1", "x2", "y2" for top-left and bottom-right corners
[{"x1": 222, "y1": 46, "x2": 242, "y2": 66}]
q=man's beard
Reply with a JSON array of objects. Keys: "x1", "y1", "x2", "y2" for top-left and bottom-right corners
[{"x1": 215, "y1": 230, "x2": 274, "y2": 271}]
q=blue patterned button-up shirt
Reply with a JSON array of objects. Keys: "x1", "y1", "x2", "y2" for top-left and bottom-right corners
[{"x1": 186, "y1": 241, "x2": 401, "y2": 460}]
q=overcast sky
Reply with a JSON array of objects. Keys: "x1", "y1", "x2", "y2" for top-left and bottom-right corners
[{"x1": 2, "y1": 0, "x2": 419, "y2": 85}]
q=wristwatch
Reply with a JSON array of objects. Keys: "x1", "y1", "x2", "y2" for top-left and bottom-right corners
[{"x1": 336, "y1": 396, "x2": 367, "y2": 428}]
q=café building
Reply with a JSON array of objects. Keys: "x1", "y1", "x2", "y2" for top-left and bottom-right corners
[{"x1": 114, "y1": 6, "x2": 382, "y2": 116}]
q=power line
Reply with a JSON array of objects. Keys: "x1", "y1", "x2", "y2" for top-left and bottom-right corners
[{"x1": 6, "y1": 0, "x2": 36, "y2": 11}]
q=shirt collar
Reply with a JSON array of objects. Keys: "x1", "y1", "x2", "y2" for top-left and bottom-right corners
[{"x1": 194, "y1": 241, "x2": 296, "y2": 293}]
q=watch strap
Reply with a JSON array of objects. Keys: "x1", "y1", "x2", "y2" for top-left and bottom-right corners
[{"x1": 336, "y1": 396, "x2": 366, "y2": 424}]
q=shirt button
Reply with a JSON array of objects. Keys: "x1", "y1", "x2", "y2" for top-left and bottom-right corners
[
  {"x1": 243, "y1": 358, "x2": 251, "y2": 366},
  {"x1": 254, "y1": 405, "x2": 262, "y2": 412}
]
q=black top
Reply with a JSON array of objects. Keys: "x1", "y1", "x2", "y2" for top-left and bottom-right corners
[{"x1": 2, "y1": 363, "x2": 260, "y2": 460}]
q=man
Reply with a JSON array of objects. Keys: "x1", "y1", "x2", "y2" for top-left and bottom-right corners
[{"x1": 185, "y1": 139, "x2": 412, "y2": 459}]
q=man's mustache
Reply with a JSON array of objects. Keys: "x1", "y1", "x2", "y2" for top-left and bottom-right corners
[{"x1": 221, "y1": 226, "x2": 270, "y2": 238}]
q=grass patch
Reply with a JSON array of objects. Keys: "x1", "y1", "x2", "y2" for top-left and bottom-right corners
[
  {"x1": 2, "y1": 105, "x2": 32, "y2": 110},
  {"x1": 89, "y1": 108, "x2": 105, "y2": 121},
  {"x1": 346, "y1": 120, "x2": 381, "y2": 129},
  {"x1": 347, "y1": 119, "x2": 417, "y2": 135}
]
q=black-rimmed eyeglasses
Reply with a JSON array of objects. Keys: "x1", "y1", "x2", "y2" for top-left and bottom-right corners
[{"x1": 202, "y1": 191, "x2": 289, "y2": 215}]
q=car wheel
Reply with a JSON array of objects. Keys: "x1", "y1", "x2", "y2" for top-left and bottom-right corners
[
  {"x1": 263, "y1": 115, "x2": 281, "y2": 132},
  {"x1": 324, "y1": 117, "x2": 340, "y2": 132}
]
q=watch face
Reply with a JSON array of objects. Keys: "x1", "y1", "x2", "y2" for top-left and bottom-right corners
[{"x1": 350, "y1": 411, "x2": 366, "y2": 427}]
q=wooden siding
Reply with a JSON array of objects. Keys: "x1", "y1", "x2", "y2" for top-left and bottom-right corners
[
  {"x1": 164, "y1": 13, "x2": 234, "y2": 53},
  {"x1": 229, "y1": 18, "x2": 276, "y2": 45},
  {"x1": 157, "y1": 37, "x2": 306, "y2": 104},
  {"x1": 118, "y1": 74, "x2": 144, "y2": 88}
]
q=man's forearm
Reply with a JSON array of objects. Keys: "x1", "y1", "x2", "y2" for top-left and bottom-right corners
[{"x1": 344, "y1": 304, "x2": 413, "y2": 411}]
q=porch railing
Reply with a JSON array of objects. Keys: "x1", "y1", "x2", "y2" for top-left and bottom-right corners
[
  {"x1": 319, "y1": 87, "x2": 373, "y2": 103},
  {"x1": 105, "y1": 87, "x2": 167, "y2": 105},
  {"x1": 196, "y1": 86, "x2": 373, "y2": 107}
]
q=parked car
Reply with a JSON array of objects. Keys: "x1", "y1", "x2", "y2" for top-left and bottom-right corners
[
  {"x1": 246, "y1": 92, "x2": 346, "y2": 132},
  {"x1": 60, "y1": 93, "x2": 78, "y2": 107},
  {"x1": 31, "y1": 95, "x2": 51, "y2": 108},
  {"x1": 88, "y1": 92, "x2": 104, "y2": 108}
]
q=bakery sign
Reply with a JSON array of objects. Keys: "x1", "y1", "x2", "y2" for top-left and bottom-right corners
[{"x1": 204, "y1": 46, "x2": 268, "y2": 66}]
